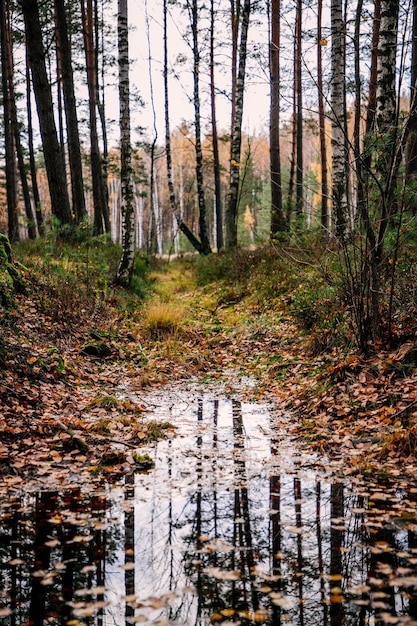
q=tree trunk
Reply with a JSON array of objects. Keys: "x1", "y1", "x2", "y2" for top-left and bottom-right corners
[
  {"x1": 22, "y1": 0, "x2": 73, "y2": 228},
  {"x1": 1, "y1": 0, "x2": 19, "y2": 242},
  {"x1": 115, "y1": 0, "x2": 136, "y2": 287},
  {"x1": 26, "y1": 46, "x2": 43, "y2": 235},
  {"x1": 54, "y1": 0, "x2": 87, "y2": 224},
  {"x1": 269, "y1": 0, "x2": 287, "y2": 237},
  {"x1": 3, "y1": 0, "x2": 36, "y2": 239},
  {"x1": 189, "y1": 0, "x2": 212, "y2": 255},
  {"x1": 406, "y1": 0, "x2": 417, "y2": 188},
  {"x1": 163, "y1": 0, "x2": 204, "y2": 255},
  {"x1": 330, "y1": 0, "x2": 348, "y2": 239},
  {"x1": 81, "y1": 0, "x2": 109, "y2": 235},
  {"x1": 375, "y1": 0, "x2": 399, "y2": 135},
  {"x1": 295, "y1": 0, "x2": 303, "y2": 216},
  {"x1": 317, "y1": 0, "x2": 328, "y2": 230},
  {"x1": 225, "y1": 0, "x2": 251, "y2": 248},
  {"x1": 210, "y1": 0, "x2": 224, "y2": 250}
]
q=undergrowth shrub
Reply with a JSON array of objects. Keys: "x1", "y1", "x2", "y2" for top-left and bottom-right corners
[{"x1": 13, "y1": 231, "x2": 151, "y2": 328}]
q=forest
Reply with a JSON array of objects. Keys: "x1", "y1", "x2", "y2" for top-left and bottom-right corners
[{"x1": 2, "y1": 0, "x2": 417, "y2": 623}]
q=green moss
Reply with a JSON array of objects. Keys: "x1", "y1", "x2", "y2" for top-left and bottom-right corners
[{"x1": 0, "y1": 235, "x2": 29, "y2": 307}]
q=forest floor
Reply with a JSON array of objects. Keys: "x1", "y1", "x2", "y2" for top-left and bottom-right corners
[{"x1": 1, "y1": 244, "x2": 417, "y2": 489}]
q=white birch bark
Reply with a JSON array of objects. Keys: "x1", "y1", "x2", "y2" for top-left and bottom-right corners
[
  {"x1": 115, "y1": 0, "x2": 136, "y2": 286},
  {"x1": 330, "y1": 0, "x2": 348, "y2": 238}
]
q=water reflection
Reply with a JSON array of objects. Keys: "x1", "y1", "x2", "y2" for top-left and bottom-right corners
[{"x1": 1, "y1": 385, "x2": 417, "y2": 625}]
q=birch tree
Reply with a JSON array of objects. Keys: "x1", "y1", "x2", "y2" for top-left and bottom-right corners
[
  {"x1": 187, "y1": 0, "x2": 212, "y2": 255},
  {"x1": 225, "y1": 0, "x2": 251, "y2": 248},
  {"x1": 115, "y1": 0, "x2": 135, "y2": 287},
  {"x1": 330, "y1": 0, "x2": 348, "y2": 238},
  {"x1": 163, "y1": 0, "x2": 206, "y2": 254}
]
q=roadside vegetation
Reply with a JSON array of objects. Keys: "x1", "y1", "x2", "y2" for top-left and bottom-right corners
[{"x1": 1, "y1": 230, "x2": 417, "y2": 485}]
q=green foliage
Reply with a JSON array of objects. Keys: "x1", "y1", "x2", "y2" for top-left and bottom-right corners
[
  {"x1": 13, "y1": 227, "x2": 152, "y2": 325},
  {"x1": 0, "y1": 234, "x2": 29, "y2": 307}
]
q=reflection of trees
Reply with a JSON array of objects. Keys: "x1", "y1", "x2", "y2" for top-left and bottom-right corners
[
  {"x1": 29, "y1": 492, "x2": 57, "y2": 626},
  {"x1": 183, "y1": 397, "x2": 266, "y2": 622},
  {"x1": 330, "y1": 483, "x2": 344, "y2": 626},
  {"x1": 0, "y1": 489, "x2": 112, "y2": 626},
  {"x1": 125, "y1": 474, "x2": 135, "y2": 624}
]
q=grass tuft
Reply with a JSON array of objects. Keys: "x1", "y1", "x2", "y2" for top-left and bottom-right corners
[{"x1": 141, "y1": 300, "x2": 185, "y2": 339}]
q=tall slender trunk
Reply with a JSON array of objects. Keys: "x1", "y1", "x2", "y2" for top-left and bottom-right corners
[
  {"x1": 55, "y1": 0, "x2": 87, "y2": 224},
  {"x1": 210, "y1": 0, "x2": 224, "y2": 250},
  {"x1": 26, "y1": 47, "x2": 43, "y2": 234},
  {"x1": 95, "y1": 0, "x2": 110, "y2": 227},
  {"x1": 162, "y1": 0, "x2": 201, "y2": 254},
  {"x1": 115, "y1": 0, "x2": 136, "y2": 287},
  {"x1": 81, "y1": 0, "x2": 109, "y2": 235},
  {"x1": 0, "y1": 0, "x2": 19, "y2": 241},
  {"x1": 330, "y1": 0, "x2": 348, "y2": 238},
  {"x1": 270, "y1": 0, "x2": 287, "y2": 236},
  {"x1": 406, "y1": 0, "x2": 417, "y2": 186},
  {"x1": 22, "y1": 0, "x2": 73, "y2": 228},
  {"x1": 317, "y1": 0, "x2": 328, "y2": 230},
  {"x1": 189, "y1": 0, "x2": 212, "y2": 255},
  {"x1": 4, "y1": 0, "x2": 36, "y2": 239},
  {"x1": 295, "y1": 0, "x2": 303, "y2": 216},
  {"x1": 225, "y1": 0, "x2": 251, "y2": 248}
]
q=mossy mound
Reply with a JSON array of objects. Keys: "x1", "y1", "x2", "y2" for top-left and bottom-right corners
[{"x1": 0, "y1": 235, "x2": 29, "y2": 307}]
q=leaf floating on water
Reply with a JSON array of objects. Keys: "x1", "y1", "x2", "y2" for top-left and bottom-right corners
[
  {"x1": 271, "y1": 596, "x2": 290, "y2": 607},
  {"x1": 8, "y1": 558, "x2": 25, "y2": 566},
  {"x1": 285, "y1": 526, "x2": 304, "y2": 534},
  {"x1": 120, "y1": 563, "x2": 135, "y2": 571},
  {"x1": 220, "y1": 609, "x2": 236, "y2": 617},
  {"x1": 204, "y1": 566, "x2": 241, "y2": 580},
  {"x1": 238, "y1": 609, "x2": 269, "y2": 622},
  {"x1": 44, "y1": 539, "x2": 60, "y2": 547},
  {"x1": 329, "y1": 595, "x2": 345, "y2": 604},
  {"x1": 378, "y1": 614, "x2": 404, "y2": 624},
  {"x1": 74, "y1": 585, "x2": 107, "y2": 597},
  {"x1": 389, "y1": 576, "x2": 417, "y2": 587},
  {"x1": 210, "y1": 613, "x2": 224, "y2": 622}
]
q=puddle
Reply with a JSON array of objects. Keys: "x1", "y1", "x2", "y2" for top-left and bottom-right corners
[{"x1": 1, "y1": 382, "x2": 417, "y2": 625}]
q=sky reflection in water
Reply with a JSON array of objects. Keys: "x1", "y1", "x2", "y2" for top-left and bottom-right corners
[{"x1": 1, "y1": 383, "x2": 417, "y2": 626}]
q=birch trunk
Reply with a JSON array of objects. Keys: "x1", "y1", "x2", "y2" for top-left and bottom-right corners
[
  {"x1": 225, "y1": 0, "x2": 251, "y2": 248},
  {"x1": 317, "y1": 0, "x2": 328, "y2": 230},
  {"x1": 211, "y1": 0, "x2": 224, "y2": 250},
  {"x1": 189, "y1": 0, "x2": 212, "y2": 255},
  {"x1": 330, "y1": 0, "x2": 348, "y2": 239},
  {"x1": 115, "y1": 0, "x2": 136, "y2": 287}
]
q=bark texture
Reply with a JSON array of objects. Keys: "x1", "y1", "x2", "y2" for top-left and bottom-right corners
[
  {"x1": 225, "y1": 0, "x2": 251, "y2": 248},
  {"x1": 330, "y1": 0, "x2": 348, "y2": 238},
  {"x1": 55, "y1": 0, "x2": 87, "y2": 224},
  {"x1": 270, "y1": 0, "x2": 287, "y2": 236},
  {"x1": 115, "y1": 0, "x2": 136, "y2": 287},
  {"x1": 22, "y1": 0, "x2": 73, "y2": 227}
]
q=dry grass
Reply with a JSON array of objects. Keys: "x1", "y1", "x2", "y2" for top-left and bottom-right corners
[{"x1": 141, "y1": 300, "x2": 185, "y2": 339}]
